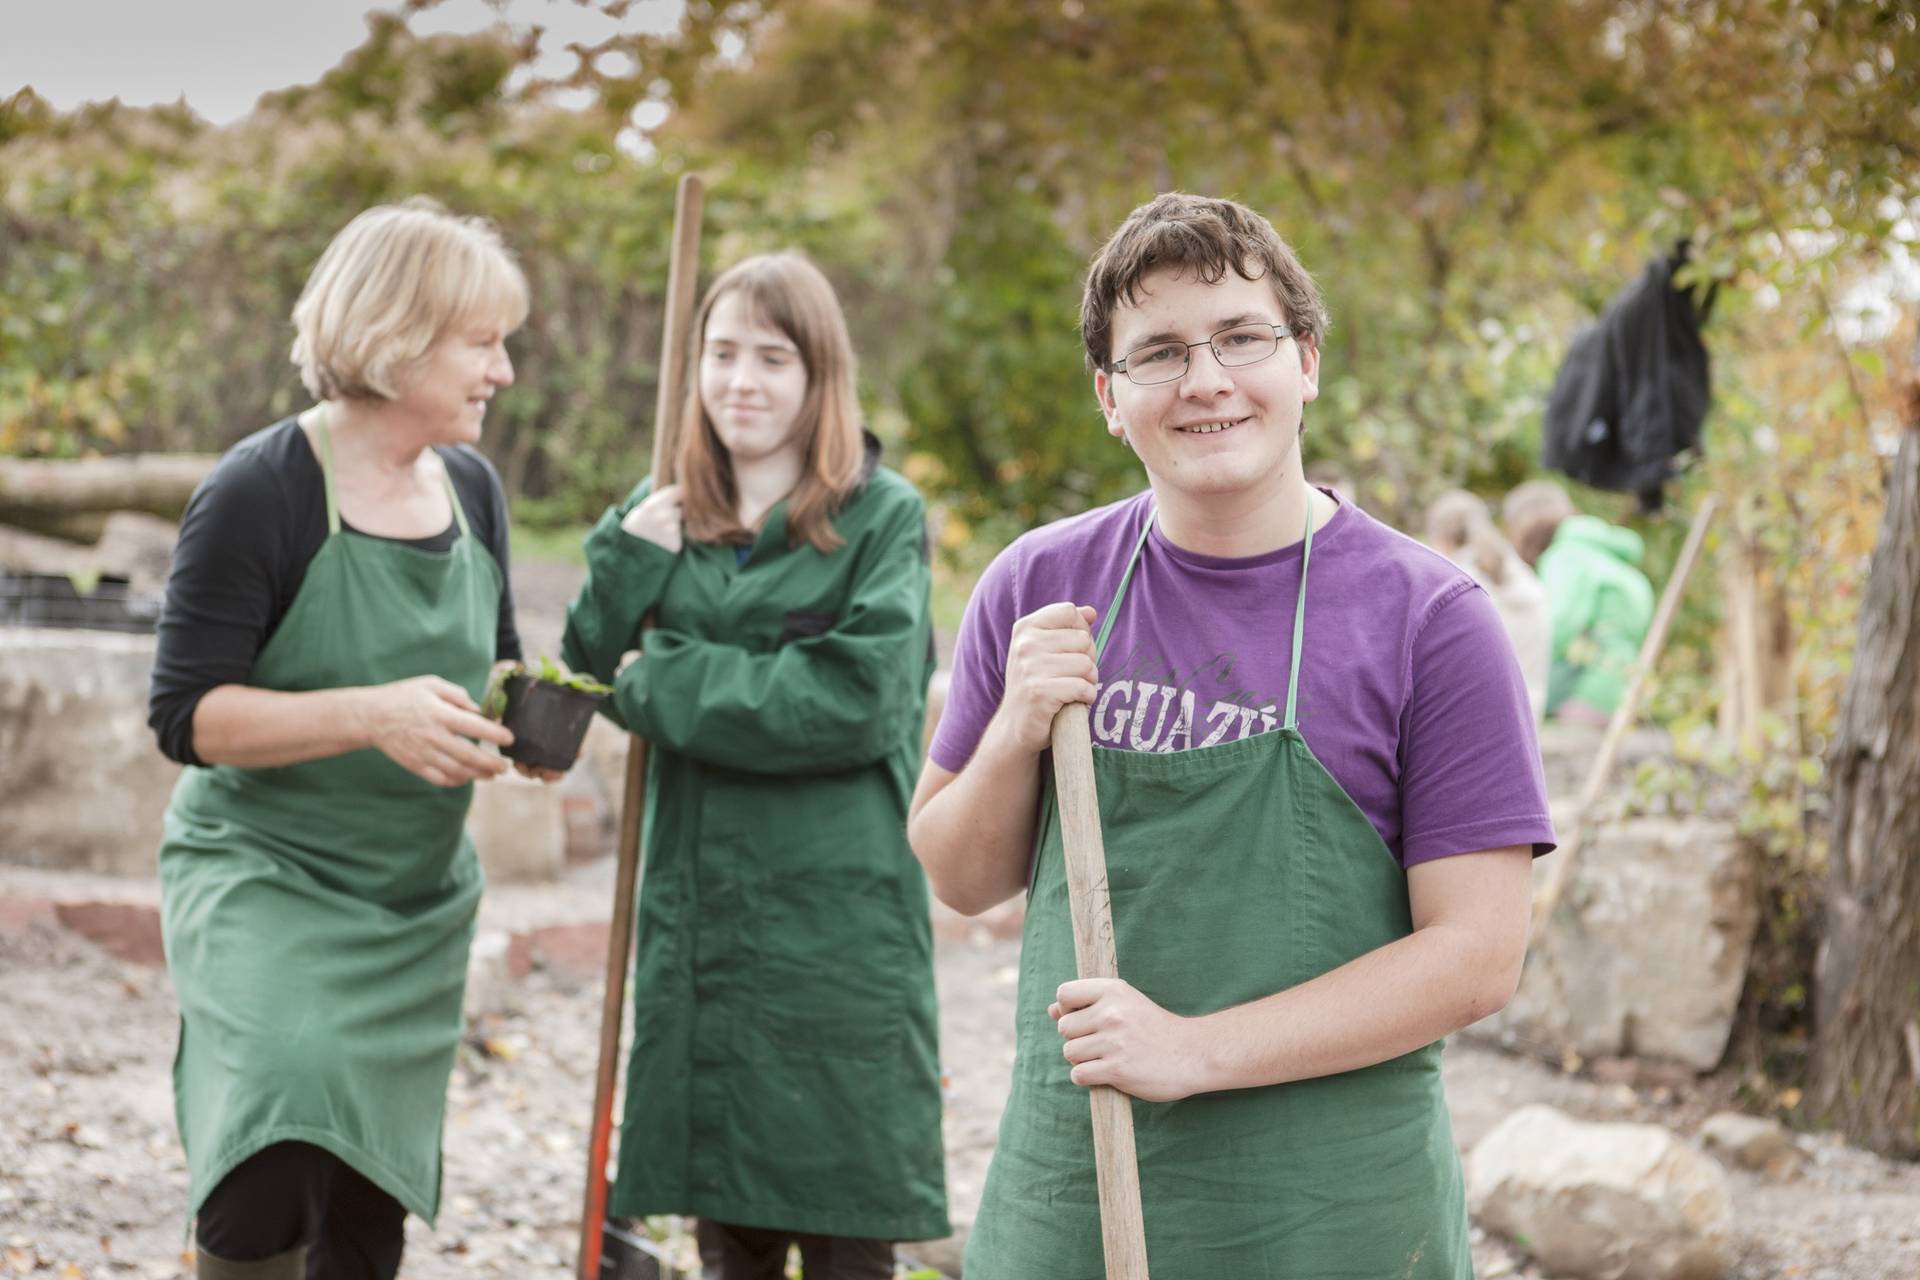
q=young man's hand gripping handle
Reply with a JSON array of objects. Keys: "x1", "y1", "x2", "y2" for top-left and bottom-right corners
[{"x1": 908, "y1": 601, "x2": 1099, "y2": 916}]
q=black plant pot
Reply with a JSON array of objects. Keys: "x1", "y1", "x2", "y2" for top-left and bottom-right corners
[{"x1": 499, "y1": 674, "x2": 607, "y2": 771}]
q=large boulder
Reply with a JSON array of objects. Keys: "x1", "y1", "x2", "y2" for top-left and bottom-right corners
[
  {"x1": 1478, "y1": 816, "x2": 1759, "y2": 1071},
  {"x1": 0, "y1": 629, "x2": 179, "y2": 874},
  {"x1": 1468, "y1": 1105, "x2": 1734, "y2": 1280}
]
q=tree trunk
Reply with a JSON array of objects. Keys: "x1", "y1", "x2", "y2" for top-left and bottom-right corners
[
  {"x1": 0, "y1": 454, "x2": 216, "y2": 524},
  {"x1": 1811, "y1": 410, "x2": 1920, "y2": 1158}
]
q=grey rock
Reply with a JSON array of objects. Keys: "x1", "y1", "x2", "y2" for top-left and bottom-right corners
[
  {"x1": 1699, "y1": 1111, "x2": 1804, "y2": 1176},
  {"x1": 1478, "y1": 817, "x2": 1759, "y2": 1071},
  {"x1": 0, "y1": 629, "x2": 179, "y2": 875},
  {"x1": 1468, "y1": 1104, "x2": 1734, "y2": 1280}
]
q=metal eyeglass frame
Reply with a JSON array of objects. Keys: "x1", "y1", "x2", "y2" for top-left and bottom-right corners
[{"x1": 1109, "y1": 323, "x2": 1297, "y2": 385}]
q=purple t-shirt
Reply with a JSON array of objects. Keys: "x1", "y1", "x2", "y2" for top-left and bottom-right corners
[{"x1": 929, "y1": 490, "x2": 1556, "y2": 868}]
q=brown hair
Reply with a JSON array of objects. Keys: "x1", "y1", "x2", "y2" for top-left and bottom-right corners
[
  {"x1": 675, "y1": 252, "x2": 865, "y2": 553},
  {"x1": 1501, "y1": 480, "x2": 1576, "y2": 568},
  {"x1": 1426, "y1": 489, "x2": 1516, "y2": 584},
  {"x1": 1081, "y1": 192, "x2": 1329, "y2": 374}
]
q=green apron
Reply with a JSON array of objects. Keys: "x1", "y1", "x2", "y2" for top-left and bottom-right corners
[
  {"x1": 159, "y1": 419, "x2": 498, "y2": 1224},
  {"x1": 966, "y1": 505, "x2": 1472, "y2": 1278}
]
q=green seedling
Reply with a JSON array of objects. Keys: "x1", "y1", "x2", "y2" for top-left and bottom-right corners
[{"x1": 482, "y1": 658, "x2": 611, "y2": 720}]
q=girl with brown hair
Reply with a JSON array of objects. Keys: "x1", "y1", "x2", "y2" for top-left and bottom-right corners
[{"x1": 562, "y1": 251, "x2": 948, "y2": 1278}]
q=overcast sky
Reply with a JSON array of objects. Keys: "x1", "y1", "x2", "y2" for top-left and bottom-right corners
[{"x1": 1, "y1": 0, "x2": 681, "y2": 124}]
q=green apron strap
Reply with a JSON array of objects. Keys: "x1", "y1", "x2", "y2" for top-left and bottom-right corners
[
  {"x1": 438, "y1": 453, "x2": 471, "y2": 539},
  {"x1": 1282, "y1": 495, "x2": 1317, "y2": 732},
  {"x1": 1094, "y1": 509, "x2": 1157, "y2": 663},
  {"x1": 314, "y1": 409, "x2": 341, "y2": 536},
  {"x1": 314, "y1": 410, "x2": 469, "y2": 541}
]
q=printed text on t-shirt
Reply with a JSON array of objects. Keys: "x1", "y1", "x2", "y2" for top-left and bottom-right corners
[{"x1": 1090, "y1": 640, "x2": 1283, "y2": 753}]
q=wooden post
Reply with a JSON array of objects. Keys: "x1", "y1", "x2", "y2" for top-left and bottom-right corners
[
  {"x1": 1715, "y1": 503, "x2": 1796, "y2": 753},
  {"x1": 1530, "y1": 495, "x2": 1718, "y2": 947},
  {"x1": 579, "y1": 172, "x2": 705, "y2": 1280},
  {"x1": 1050, "y1": 705, "x2": 1151, "y2": 1279}
]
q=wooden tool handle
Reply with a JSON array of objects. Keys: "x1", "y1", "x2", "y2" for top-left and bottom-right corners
[
  {"x1": 652, "y1": 174, "x2": 706, "y2": 490},
  {"x1": 1050, "y1": 704, "x2": 1151, "y2": 1279},
  {"x1": 580, "y1": 172, "x2": 705, "y2": 1280}
]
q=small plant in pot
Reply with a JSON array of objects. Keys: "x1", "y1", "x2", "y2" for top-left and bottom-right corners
[{"x1": 482, "y1": 657, "x2": 612, "y2": 771}]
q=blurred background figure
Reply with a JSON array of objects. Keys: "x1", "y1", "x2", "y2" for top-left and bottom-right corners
[
  {"x1": 1501, "y1": 480, "x2": 1654, "y2": 725},
  {"x1": 1424, "y1": 489, "x2": 1549, "y2": 723}
]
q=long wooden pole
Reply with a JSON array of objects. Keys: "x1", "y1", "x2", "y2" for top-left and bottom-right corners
[
  {"x1": 1530, "y1": 494, "x2": 1718, "y2": 947},
  {"x1": 1050, "y1": 706, "x2": 1151, "y2": 1279},
  {"x1": 579, "y1": 172, "x2": 705, "y2": 1280}
]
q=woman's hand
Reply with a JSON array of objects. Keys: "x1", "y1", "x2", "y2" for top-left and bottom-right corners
[
  {"x1": 620, "y1": 483, "x2": 684, "y2": 553},
  {"x1": 361, "y1": 675, "x2": 514, "y2": 787}
]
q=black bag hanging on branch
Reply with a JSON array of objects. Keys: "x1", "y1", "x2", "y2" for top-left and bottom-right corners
[{"x1": 1542, "y1": 240, "x2": 1717, "y2": 512}]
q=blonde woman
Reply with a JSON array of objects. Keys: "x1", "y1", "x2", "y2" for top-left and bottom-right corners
[
  {"x1": 563, "y1": 252, "x2": 948, "y2": 1278},
  {"x1": 150, "y1": 199, "x2": 534, "y2": 1279}
]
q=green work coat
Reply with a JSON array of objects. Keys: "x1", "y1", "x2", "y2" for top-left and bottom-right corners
[
  {"x1": 160, "y1": 419, "x2": 497, "y2": 1223},
  {"x1": 1537, "y1": 514, "x2": 1655, "y2": 715},
  {"x1": 560, "y1": 448, "x2": 949, "y2": 1241}
]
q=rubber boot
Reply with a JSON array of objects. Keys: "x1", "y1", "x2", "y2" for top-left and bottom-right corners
[{"x1": 195, "y1": 1244, "x2": 307, "y2": 1279}]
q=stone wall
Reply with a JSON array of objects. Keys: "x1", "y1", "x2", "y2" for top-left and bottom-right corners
[
  {"x1": 0, "y1": 629, "x2": 180, "y2": 875},
  {"x1": 0, "y1": 628, "x2": 579, "y2": 883}
]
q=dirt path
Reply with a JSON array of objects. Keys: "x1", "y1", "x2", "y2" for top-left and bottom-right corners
[{"x1": 5, "y1": 891, "x2": 1919, "y2": 1280}]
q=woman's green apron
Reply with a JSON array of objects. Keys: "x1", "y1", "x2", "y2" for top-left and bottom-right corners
[
  {"x1": 159, "y1": 419, "x2": 499, "y2": 1223},
  {"x1": 966, "y1": 504, "x2": 1473, "y2": 1278}
]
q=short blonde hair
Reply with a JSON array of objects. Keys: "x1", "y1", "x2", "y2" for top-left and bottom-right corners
[{"x1": 290, "y1": 198, "x2": 529, "y2": 401}]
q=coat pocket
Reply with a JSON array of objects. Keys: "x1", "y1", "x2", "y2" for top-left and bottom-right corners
[
  {"x1": 731, "y1": 773, "x2": 912, "y2": 1064},
  {"x1": 778, "y1": 608, "x2": 837, "y2": 646}
]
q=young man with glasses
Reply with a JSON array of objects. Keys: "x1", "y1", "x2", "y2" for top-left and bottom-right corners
[{"x1": 909, "y1": 192, "x2": 1554, "y2": 1278}]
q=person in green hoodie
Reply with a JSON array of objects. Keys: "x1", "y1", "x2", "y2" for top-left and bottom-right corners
[
  {"x1": 560, "y1": 251, "x2": 948, "y2": 1279},
  {"x1": 1502, "y1": 480, "x2": 1655, "y2": 722}
]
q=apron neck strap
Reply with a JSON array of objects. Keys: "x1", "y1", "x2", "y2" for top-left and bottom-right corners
[
  {"x1": 1094, "y1": 509, "x2": 1156, "y2": 662},
  {"x1": 441, "y1": 456, "x2": 471, "y2": 538},
  {"x1": 1094, "y1": 494, "x2": 1318, "y2": 727},
  {"x1": 313, "y1": 407, "x2": 470, "y2": 540},
  {"x1": 315, "y1": 408, "x2": 342, "y2": 536},
  {"x1": 1282, "y1": 494, "x2": 1317, "y2": 731}
]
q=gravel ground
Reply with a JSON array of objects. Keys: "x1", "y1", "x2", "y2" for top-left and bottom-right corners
[
  {"x1": 5, "y1": 898, "x2": 1920, "y2": 1280},
  {"x1": 6, "y1": 559, "x2": 1917, "y2": 1277}
]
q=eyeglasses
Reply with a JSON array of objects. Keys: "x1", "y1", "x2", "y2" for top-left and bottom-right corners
[{"x1": 1109, "y1": 323, "x2": 1296, "y2": 386}]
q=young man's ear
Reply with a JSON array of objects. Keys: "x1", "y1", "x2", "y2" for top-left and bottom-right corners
[
  {"x1": 1094, "y1": 369, "x2": 1127, "y2": 440},
  {"x1": 1297, "y1": 334, "x2": 1322, "y2": 404}
]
